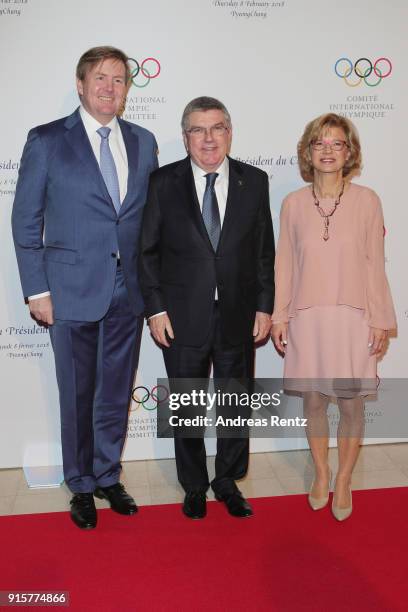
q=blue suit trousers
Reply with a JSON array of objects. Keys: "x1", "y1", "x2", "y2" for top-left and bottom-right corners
[{"x1": 49, "y1": 266, "x2": 143, "y2": 493}]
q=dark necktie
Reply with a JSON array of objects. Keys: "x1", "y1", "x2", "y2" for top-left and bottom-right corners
[
  {"x1": 97, "y1": 126, "x2": 121, "y2": 215},
  {"x1": 202, "y1": 172, "x2": 221, "y2": 251}
]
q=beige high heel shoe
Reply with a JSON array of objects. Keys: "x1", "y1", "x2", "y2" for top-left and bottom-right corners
[
  {"x1": 332, "y1": 484, "x2": 352, "y2": 521},
  {"x1": 308, "y1": 469, "x2": 331, "y2": 511}
]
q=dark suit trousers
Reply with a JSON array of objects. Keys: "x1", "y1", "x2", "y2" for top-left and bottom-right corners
[
  {"x1": 163, "y1": 304, "x2": 254, "y2": 496},
  {"x1": 49, "y1": 266, "x2": 143, "y2": 493}
]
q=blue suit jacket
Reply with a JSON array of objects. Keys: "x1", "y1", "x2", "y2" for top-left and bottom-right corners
[{"x1": 12, "y1": 108, "x2": 158, "y2": 320}]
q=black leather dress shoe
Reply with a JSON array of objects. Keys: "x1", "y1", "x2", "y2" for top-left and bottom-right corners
[
  {"x1": 215, "y1": 490, "x2": 253, "y2": 518},
  {"x1": 182, "y1": 492, "x2": 207, "y2": 519},
  {"x1": 70, "y1": 493, "x2": 97, "y2": 529},
  {"x1": 94, "y1": 483, "x2": 138, "y2": 515}
]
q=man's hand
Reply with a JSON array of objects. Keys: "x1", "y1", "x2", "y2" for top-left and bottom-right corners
[
  {"x1": 368, "y1": 327, "x2": 387, "y2": 356},
  {"x1": 29, "y1": 295, "x2": 54, "y2": 325},
  {"x1": 149, "y1": 313, "x2": 175, "y2": 347},
  {"x1": 271, "y1": 322, "x2": 288, "y2": 355},
  {"x1": 252, "y1": 311, "x2": 272, "y2": 343}
]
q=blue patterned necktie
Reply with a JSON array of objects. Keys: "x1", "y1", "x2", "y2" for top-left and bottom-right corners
[
  {"x1": 97, "y1": 126, "x2": 121, "y2": 214},
  {"x1": 202, "y1": 172, "x2": 221, "y2": 251}
]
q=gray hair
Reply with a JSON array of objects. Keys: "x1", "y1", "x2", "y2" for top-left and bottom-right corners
[{"x1": 181, "y1": 96, "x2": 232, "y2": 131}]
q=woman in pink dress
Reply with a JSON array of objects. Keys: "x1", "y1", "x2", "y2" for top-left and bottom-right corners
[{"x1": 271, "y1": 113, "x2": 396, "y2": 521}]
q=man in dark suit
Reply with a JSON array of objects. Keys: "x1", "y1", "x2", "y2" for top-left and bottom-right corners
[
  {"x1": 139, "y1": 96, "x2": 274, "y2": 519},
  {"x1": 12, "y1": 46, "x2": 158, "y2": 529}
]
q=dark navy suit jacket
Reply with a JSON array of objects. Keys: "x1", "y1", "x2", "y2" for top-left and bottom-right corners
[
  {"x1": 12, "y1": 108, "x2": 158, "y2": 321},
  {"x1": 139, "y1": 156, "x2": 275, "y2": 346}
]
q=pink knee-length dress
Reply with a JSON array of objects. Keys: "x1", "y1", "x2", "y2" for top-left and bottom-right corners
[{"x1": 271, "y1": 183, "x2": 396, "y2": 396}]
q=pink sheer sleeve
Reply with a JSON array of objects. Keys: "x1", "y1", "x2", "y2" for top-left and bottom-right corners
[
  {"x1": 365, "y1": 193, "x2": 397, "y2": 330},
  {"x1": 271, "y1": 197, "x2": 293, "y2": 324}
]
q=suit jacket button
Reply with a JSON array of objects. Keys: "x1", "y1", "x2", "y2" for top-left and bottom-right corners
[
  {"x1": 116, "y1": 220, "x2": 119, "y2": 225},
  {"x1": 111, "y1": 253, "x2": 117, "y2": 258}
]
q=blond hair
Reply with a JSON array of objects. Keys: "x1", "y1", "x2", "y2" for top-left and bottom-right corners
[{"x1": 297, "y1": 113, "x2": 362, "y2": 182}]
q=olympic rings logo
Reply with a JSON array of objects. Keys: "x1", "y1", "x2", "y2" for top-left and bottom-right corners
[
  {"x1": 128, "y1": 57, "x2": 161, "y2": 88},
  {"x1": 131, "y1": 385, "x2": 169, "y2": 411},
  {"x1": 334, "y1": 57, "x2": 392, "y2": 87}
]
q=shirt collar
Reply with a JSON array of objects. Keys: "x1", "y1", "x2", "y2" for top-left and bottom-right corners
[
  {"x1": 79, "y1": 105, "x2": 119, "y2": 135},
  {"x1": 191, "y1": 156, "x2": 229, "y2": 181}
]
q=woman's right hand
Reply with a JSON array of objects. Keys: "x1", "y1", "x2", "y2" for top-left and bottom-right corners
[{"x1": 270, "y1": 322, "x2": 288, "y2": 355}]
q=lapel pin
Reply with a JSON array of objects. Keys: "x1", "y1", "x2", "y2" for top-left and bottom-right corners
[{"x1": 238, "y1": 179, "x2": 244, "y2": 187}]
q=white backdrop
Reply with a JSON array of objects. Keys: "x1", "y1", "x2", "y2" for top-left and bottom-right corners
[{"x1": 0, "y1": 0, "x2": 407, "y2": 467}]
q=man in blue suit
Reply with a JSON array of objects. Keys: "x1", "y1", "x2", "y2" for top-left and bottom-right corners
[{"x1": 12, "y1": 46, "x2": 158, "y2": 529}]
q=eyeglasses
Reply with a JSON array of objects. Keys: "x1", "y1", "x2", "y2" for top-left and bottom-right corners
[
  {"x1": 185, "y1": 124, "x2": 230, "y2": 138},
  {"x1": 310, "y1": 139, "x2": 349, "y2": 151}
]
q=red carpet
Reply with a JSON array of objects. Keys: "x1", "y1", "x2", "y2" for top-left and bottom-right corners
[{"x1": 0, "y1": 488, "x2": 407, "y2": 612}]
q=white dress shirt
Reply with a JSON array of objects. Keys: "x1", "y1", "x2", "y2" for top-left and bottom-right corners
[
  {"x1": 29, "y1": 106, "x2": 127, "y2": 301},
  {"x1": 150, "y1": 156, "x2": 229, "y2": 318},
  {"x1": 191, "y1": 156, "x2": 229, "y2": 224}
]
